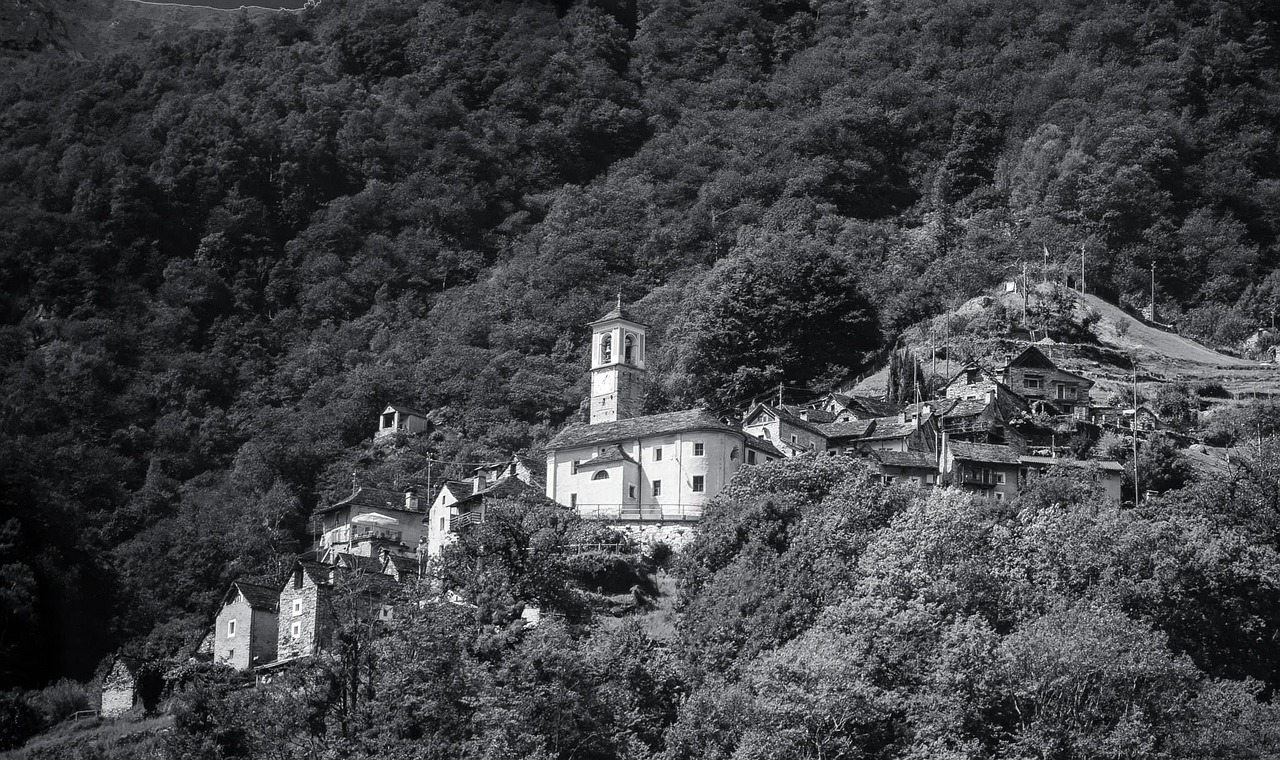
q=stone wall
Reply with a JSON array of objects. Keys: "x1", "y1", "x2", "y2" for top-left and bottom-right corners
[
  {"x1": 100, "y1": 660, "x2": 135, "y2": 718},
  {"x1": 616, "y1": 522, "x2": 699, "y2": 554},
  {"x1": 278, "y1": 570, "x2": 329, "y2": 660}
]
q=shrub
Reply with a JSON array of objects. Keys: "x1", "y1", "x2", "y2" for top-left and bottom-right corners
[
  {"x1": 0, "y1": 690, "x2": 44, "y2": 750},
  {"x1": 30, "y1": 679, "x2": 91, "y2": 725}
]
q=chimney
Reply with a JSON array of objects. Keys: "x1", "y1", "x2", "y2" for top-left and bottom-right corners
[
  {"x1": 984, "y1": 389, "x2": 994, "y2": 405},
  {"x1": 899, "y1": 410, "x2": 907, "y2": 424},
  {"x1": 404, "y1": 492, "x2": 418, "y2": 511},
  {"x1": 799, "y1": 409, "x2": 809, "y2": 421}
]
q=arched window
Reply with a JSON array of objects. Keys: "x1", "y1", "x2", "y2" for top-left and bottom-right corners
[
  {"x1": 730, "y1": 446, "x2": 739, "y2": 460},
  {"x1": 592, "y1": 470, "x2": 609, "y2": 480},
  {"x1": 600, "y1": 334, "x2": 612, "y2": 363},
  {"x1": 624, "y1": 334, "x2": 634, "y2": 364}
]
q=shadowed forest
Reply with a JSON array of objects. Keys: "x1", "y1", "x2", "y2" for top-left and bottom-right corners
[{"x1": 4, "y1": 0, "x2": 1280, "y2": 754}]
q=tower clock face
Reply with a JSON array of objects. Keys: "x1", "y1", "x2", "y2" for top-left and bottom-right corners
[{"x1": 592, "y1": 371, "x2": 616, "y2": 395}]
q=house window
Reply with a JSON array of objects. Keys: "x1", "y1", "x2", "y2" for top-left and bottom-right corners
[
  {"x1": 692, "y1": 476, "x2": 705, "y2": 493},
  {"x1": 747, "y1": 450, "x2": 757, "y2": 464},
  {"x1": 1057, "y1": 383, "x2": 1075, "y2": 400},
  {"x1": 227, "y1": 619, "x2": 236, "y2": 638},
  {"x1": 654, "y1": 447, "x2": 662, "y2": 461},
  {"x1": 693, "y1": 442, "x2": 705, "y2": 456},
  {"x1": 292, "y1": 599, "x2": 303, "y2": 616},
  {"x1": 761, "y1": 429, "x2": 770, "y2": 439},
  {"x1": 791, "y1": 434, "x2": 798, "y2": 444},
  {"x1": 652, "y1": 480, "x2": 662, "y2": 497},
  {"x1": 994, "y1": 492, "x2": 1005, "y2": 501},
  {"x1": 766, "y1": 456, "x2": 774, "y2": 462},
  {"x1": 926, "y1": 474, "x2": 937, "y2": 484},
  {"x1": 996, "y1": 472, "x2": 1006, "y2": 485},
  {"x1": 290, "y1": 622, "x2": 301, "y2": 638},
  {"x1": 570, "y1": 493, "x2": 577, "y2": 508},
  {"x1": 572, "y1": 460, "x2": 580, "y2": 474},
  {"x1": 592, "y1": 470, "x2": 609, "y2": 480},
  {"x1": 439, "y1": 517, "x2": 446, "y2": 532},
  {"x1": 1024, "y1": 376, "x2": 1043, "y2": 389},
  {"x1": 628, "y1": 484, "x2": 636, "y2": 499}
]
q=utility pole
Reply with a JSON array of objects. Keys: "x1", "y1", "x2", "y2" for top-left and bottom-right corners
[
  {"x1": 1080, "y1": 243, "x2": 1086, "y2": 296},
  {"x1": 1042, "y1": 244, "x2": 1050, "y2": 284},
  {"x1": 1150, "y1": 262, "x2": 1157, "y2": 322},
  {"x1": 1132, "y1": 353, "x2": 1140, "y2": 504},
  {"x1": 1022, "y1": 260, "x2": 1029, "y2": 329}
]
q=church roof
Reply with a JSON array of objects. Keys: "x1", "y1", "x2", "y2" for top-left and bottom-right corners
[
  {"x1": 549, "y1": 408, "x2": 739, "y2": 449},
  {"x1": 589, "y1": 301, "x2": 648, "y2": 327}
]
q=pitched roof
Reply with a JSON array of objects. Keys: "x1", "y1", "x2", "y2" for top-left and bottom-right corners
[
  {"x1": 589, "y1": 301, "x2": 647, "y2": 327},
  {"x1": 549, "y1": 408, "x2": 739, "y2": 449},
  {"x1": 744, "y1": 404, "x2": 827, "y2": 437},
  {"x1": 335, "y1": 553, "x2": 385, "y2": 574},
  {"x1": 230, "y1": 579, "x2": 280, "y2": 611},
  {"x1": 947, "y1": 441, "x2": 1021, "y2": 464},
  {"x1": 859, "y1": 416, "x2": 921, "y2": 441},
  {"x1": 745, "y1": 437, "x2": 785, "y2": 458},
  {"x1": 442, "y1": 480, "x2": 474, "y2": 500},
  {"x1": 816, "y1": 419, "x2": 875, "y2": 440},
  {"x1": 785, "y1": 405, "x2": 837, "y2": 424},
  {"x1": 383, "y1": 404, "x2": 429, "y2": 418},
  {"x1": 316, "y1": 486, "x2": 423, "y2": 516},
  {"x1": 576, "y1": 445, "x2": 636, "y2": 467},
  {"x1": 455, "y1": 475, "x2": 542, "y2": 507},
  {"x1": 830, "y1": 393, "x2": 900, "y2": 418},
  {"x1": 871, "y1": 450, "x2": 937, "y2": 469},
  {"x1": 1019, "y1": 455, "x2": 1125, "y2": 472},
  {"x1": 384, "y1": 553, "x2": 421, "y2": 578}
]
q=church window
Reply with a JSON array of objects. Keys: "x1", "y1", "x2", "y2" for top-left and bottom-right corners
[
  {"x1": 747, "y1": 450, "x2": 756, "y2": 464},
  {"x1": 692, "y1": 476, "x2": 705, "y2": 492},
  {"x1": 600, "y1": 334, "x2": 612, "y2": 363},
  {"x1": 592, "y1": 470, "x2": 609, "y2": 481},
  {"x1": 624, "y1": 334, "x2": 634, "y2": 364},
  {"x1": 570, "y1": 493, "x2": 578, "y2": 508},
  {"x1": 693, "y1": 442, "x2": 705, "y2": 456},
  {"x1": 628, "y1": 484, "x2": 636, "y2": 499},
  {"x1": 652, "y1": 480, "x2": 662, "y2": 496},
  {"x1": 730, "y1": 447, "x2": 739, "y2": 460},
  {"x1": 653, "y1": 447, "x2": 663, "y2": 461}
]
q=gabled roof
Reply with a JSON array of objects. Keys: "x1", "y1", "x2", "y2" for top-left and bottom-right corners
[
  {"x1": 454, "y1": 475, "x2": 543, "y2": 508},
  {"x1": 871, "y1": 450, "x2": 937, "y2": 469},
  {"x1": 440, "y1": 481, "x2": 474, "y2": 500},
  {"x1": 859, "y1": 416, "x2": 922, "y2": 441},
  {"x1": 1018, "y1": 455, "x2": 1125, "y2": 472},
  {"x1": 945, "y1": 362, "x2": 999, "y2": 386},
  {"x1": 383, "y1": 404, "x2": 429, "y2": 418},
  {"x1": 745, "y1": 437, "x2": 785, "y2": 458},
  {"x1": 816, "y1": 419, "x2": 875, "y2": 440},
  {"x1": 828, "y1": 393, "x2": 900, "y2": 418},
  {"x1": 549, "y1": 408, "x2": 740, "y2": 449},
  {"x1": 335, "y1": 553, "x2": 385, "y2": 574},
  {"x1": 947, "y1": 441, "x2": 1021, "y2": 464},
  {"x1": 576, "y1": 445, "x2": 637, "y2": 467},
  {"x1": 383, "y1": 553, "x2": 421, "y2": 579},
  {"x1": 1003, "y1": 346, "x2": 1095, "y2": 387},
  {"x1": 784, "y1": 404, "x2": 837, "y2": 424},
  {"x1": 743, "y1": 403, "x2": 827, "y2": 437},
  {"x1": 227, "y1": 578, "x2": 280, "y2": 611},
  {"x1": 316, "y1": 485, "x2": 423, "y2": 516},
  {"x1": 902, "y1": 398, "x2": 959, "y2": 418}
]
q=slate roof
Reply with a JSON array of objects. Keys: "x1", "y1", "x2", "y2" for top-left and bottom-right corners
[
  {"x1": 336, "y1": 553, "x2": 385, "y2": 574},
  {"x1": 902, "y1": 399, "x2": 959, "y2": 418},
  {"x1": 816, "y1": 419, "x2": 875, "y2": 440},
  {"x1": 830, "y1": 393, "x2": 900, "y2": 418},
  {"x1": 384, "y1": 553, "x2": 421, "y2": 579},
  {"x1": 860, "y1": 417, "x2": 922, "y2": 441},
  {"x1": 947, "y1": 441, "x2": 1021, "y2": 464},
  {"x1": 455, "y1": 475, "x2": 543, "y2": 507},
  {"x1": 746, "y1": 437, "x2": 786, "y2": 458},
  {"x1": 442, "y1": 481, "x2": 475, "y2": 500},
  {"x1": 577, "y1": 445, "x2": 636, "y2": 467},
  {"x1": 316, "y1": 485, "x2": 423, "y2": 516},
  {"x1": 549, "y1": 408, "x2": 740, "y2": 449},
  {"x1": 1019, "y1": 455, "x2": 1125, "y2": 472},
  {"x1": 745, "y1": 404, "x2": 827, "y2": 436},
  {"x1": 384, "y1": 404, "x2": 429, "y2": 418},
  {"x1": 785, "y1": 405, "x2": 838, "y2": 424},
  {"x1": 230, "y1": 579, "x2": 280, "y2": 611},
  {"x1": 871, "y1": 450, "x2": 937, "y2": 469},
  {"x1": 589, "y1": 302, "x2": 647, "y2": 327}
]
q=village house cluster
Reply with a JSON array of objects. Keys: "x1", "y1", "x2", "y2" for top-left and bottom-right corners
[{"x1": 204, "y1": 301, "x2": 1141, "y2": 675}]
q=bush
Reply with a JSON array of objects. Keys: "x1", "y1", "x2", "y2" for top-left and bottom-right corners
[
  {"x1": 0, "y1": 690, "x2": 44, "y2": 750},
  {"x1": 30, "y1": 679, "x2": 91, "y2": 725},
  {"x1": 1196, "y1": 380, "x2": 1230, "y2": 399}
]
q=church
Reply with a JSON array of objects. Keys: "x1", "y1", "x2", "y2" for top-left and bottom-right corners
[{"x1": 545, "y1": 301, "x2": 780, "y2": 522}]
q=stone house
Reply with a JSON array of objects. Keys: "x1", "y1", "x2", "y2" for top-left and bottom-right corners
[
  {"x1": 277, "y1": 561, "x2": 335, "y2": 661},
  {"x1": 742, "y1": 404, "x2": 829, "y2": 457},
  {"x1": 1000, "y1": 345, "x2": 1093, "y2": 417},
  {"x1": 314, "y1": 485, "x2": 427, "y2": 561},
  {"x1": 213, "y1": 578, "x2": 279, "y2": 671},
  {"x1": 812, "y1": 392, "x2": 900, "y2": 422},
  {"x1": 845, "y1": 413, "x2": 939, "y2": 454},
  {"x1": 867, "y1": 449, "x2": 938, "y2": 487},
  {"x1": 940, "y1": 439, "x2": 1023, "y2": 503},
  {"x1": 100, "y1": 656, "x2": 140, "y2": 718},
  {"x1": 1017, "y1": 455, "x2": 1124, "y2": 502},
  {"x1": 943, "y1": 363, "x2": 1002, "y2": 401},
  {"x1": 375, "y1": 404, "x2": 431, "y2": 441}
]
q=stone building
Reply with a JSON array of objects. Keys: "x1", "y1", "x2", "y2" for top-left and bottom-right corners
[
  {"x1": 1000, "y1": 345, "x2": 1093, "y2": 417},
  {"x1": 100, "y1": 656, "x2": 139, "y2": 718},
  {"x1": 213, "y1": 578, "x2": 279, "y2": 671},
  {"x1": 277, "y1": 561, "x2": 334, "y2": 661},
  {"x1": 375, "y1": 404, "x2": 431, "y2": 440},
  {"x1": 315, "y1": 485, "x2": 427, "y2": 560},
  {"x1": 426, "y1": 459, "x2": 543, "y2": 558}
]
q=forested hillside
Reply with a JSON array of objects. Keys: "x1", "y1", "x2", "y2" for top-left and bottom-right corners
[{"x1": 3, "y1": 0, "x2": 1280, "y2": 692}]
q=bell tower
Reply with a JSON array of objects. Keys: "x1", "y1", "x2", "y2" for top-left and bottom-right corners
[{"x1": 589, "y1": 298, "x2": 647, "y2": 424}]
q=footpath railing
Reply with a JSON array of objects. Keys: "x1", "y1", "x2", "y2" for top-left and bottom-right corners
[{"x1": 574, "y1": 503, "x2": 704, "y2": 522}]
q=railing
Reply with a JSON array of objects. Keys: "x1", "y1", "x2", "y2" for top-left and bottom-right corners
[
  {"x1": 450, "y1": 512, "x2": 482, "y2": 531},
  {"x1": 72, "y1": 709, "x2": 99, "y2": 721},
  {"x1": 574, "y1": 503, "x2": 704, "y2": 522}
]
